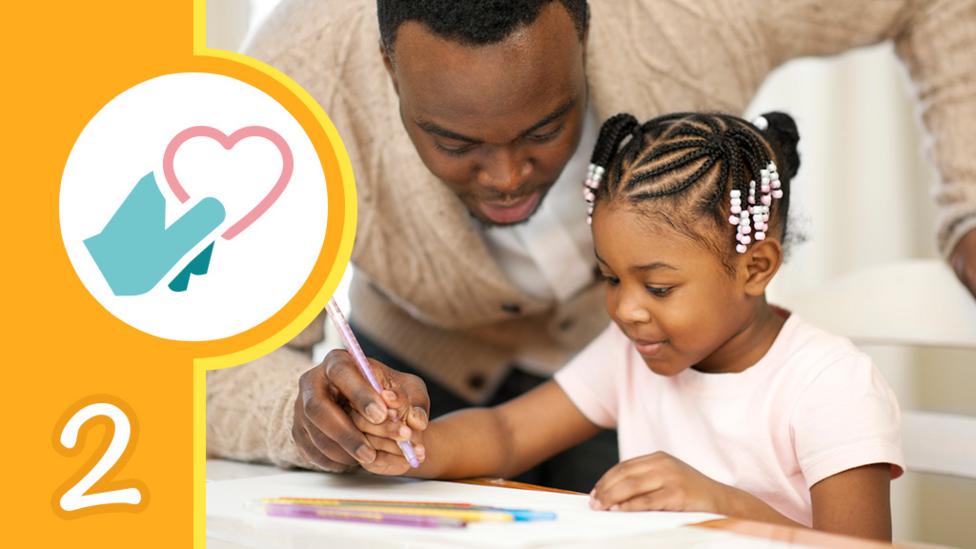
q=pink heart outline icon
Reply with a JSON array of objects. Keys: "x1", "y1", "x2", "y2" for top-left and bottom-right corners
[{"x1": 162, "y1": 125, "x2": 294, "y2": 240}]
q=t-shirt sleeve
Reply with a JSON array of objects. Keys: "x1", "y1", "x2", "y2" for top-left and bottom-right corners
[
  {"x1": 790, "y1": 352, "x2": 905, "y2": 488},
  {"x1": 553, "y1": 323, "x2": 628, "y2": 429}
]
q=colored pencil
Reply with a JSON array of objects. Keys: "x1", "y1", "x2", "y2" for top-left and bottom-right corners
[
  {"x1": 260, "y1": 501, "x2": 466, "y2": 528},
  {"x1": 265, "y1": 497, "x2": 557, "y2": 522}
]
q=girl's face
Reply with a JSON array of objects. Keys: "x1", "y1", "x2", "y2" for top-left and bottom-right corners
[{"x1": 592, "y1": 203, "x2": 756, "y2": 376}]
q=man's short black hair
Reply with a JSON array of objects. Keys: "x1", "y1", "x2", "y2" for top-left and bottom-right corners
[{"x1": 378, "y1": 0, "x2": 589, "y2": 53}]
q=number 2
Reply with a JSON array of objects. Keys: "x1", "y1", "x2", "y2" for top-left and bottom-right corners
[{"x1": 57, "y1": 402, "x2": 143, "y2": 512}]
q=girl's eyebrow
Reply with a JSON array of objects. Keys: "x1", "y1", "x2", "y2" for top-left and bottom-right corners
[
  {"x1": 634, "y1": 261, "x2": 678, "y2": 273},
  {"x1": 594, "y1": 251, "x2": 677, "y2": 273}
]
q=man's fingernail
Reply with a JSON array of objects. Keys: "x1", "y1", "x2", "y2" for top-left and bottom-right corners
[
  {"x1": 413, "y1": 407, "x2": 428, "y2": 427},
  {"x1": 382, "y1": 390, "x2": 397, "y2": 403},
  {"x1": 398, "y1": 424, "x2": 411, "y2": 439},
  {"x1": 365, "y1": 403, "x2": 385, "y2": 423},
  {"x1": 356, "y1": 445, "x2": 376, "y2": 464},
  {"x1": 610, "y1": 504, "x2": 619, "y2": 512}
]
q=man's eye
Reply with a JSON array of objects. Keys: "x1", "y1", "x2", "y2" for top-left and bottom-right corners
[
  {"x1": 599, "y1": 273, "x2": 619, "y2": 286},
  {"x1": 525, "y1": 124, "x2": 564, "y2": 143},
  {"x1": 646, "y1": 286, "x2": 673, "y2": 297},
  {"x1": 435, "y1": 141, "x2": 476, "y2": 156}
]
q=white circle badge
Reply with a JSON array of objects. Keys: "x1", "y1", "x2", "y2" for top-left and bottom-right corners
[{"x1": 60, "y1": 72, "x2": 328, "y2": 341}]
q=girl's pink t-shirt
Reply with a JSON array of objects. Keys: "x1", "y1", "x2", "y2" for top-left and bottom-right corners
[{"x1": 554, "y1": 313, "x2": 904, "y2": 526}]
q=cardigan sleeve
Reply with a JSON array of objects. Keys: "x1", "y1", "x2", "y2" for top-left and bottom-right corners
[
  {"x1": 760, "y1": 0, "x2": 976, "y2": 256},
  {"x1": 205, "y1": 312, "x2": 325, "y2": 469}
]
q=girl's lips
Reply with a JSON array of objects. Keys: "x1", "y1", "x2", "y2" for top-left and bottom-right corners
[
  {"x1": 633, "y1": 339, "x2": 667, "y2": 357},
  {"x1": 478, "y1": 191, "x2": 543, "y2": 224}
]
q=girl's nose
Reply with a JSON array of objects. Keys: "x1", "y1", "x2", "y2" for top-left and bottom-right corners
[{"x1": 616, "y1": 295, "x2": 652, "y2": 324}]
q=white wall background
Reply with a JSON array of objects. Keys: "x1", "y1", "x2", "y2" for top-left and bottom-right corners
[{"x1": 208, "y1": 2, "x2": 976, "y2": 546}]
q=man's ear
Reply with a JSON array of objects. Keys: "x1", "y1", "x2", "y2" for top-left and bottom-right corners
[
  {"x1": 581, "y1": 29, "x2": 589, "y2": 67},
  {"x1": 380, "y1": 41, "x2": 399, "y2": 95},
  {"x1": 740, "y1": 238, "x2": 783, "y2": 297}
]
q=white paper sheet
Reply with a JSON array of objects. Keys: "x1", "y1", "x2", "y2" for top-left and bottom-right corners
[{"x1": 206, "y1": 471, "x2": 724, "y2": 548}]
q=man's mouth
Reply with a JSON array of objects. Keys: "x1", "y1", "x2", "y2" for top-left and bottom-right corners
[{"x1": 477, "y1": 191, "x2": 544, "y2": 225}]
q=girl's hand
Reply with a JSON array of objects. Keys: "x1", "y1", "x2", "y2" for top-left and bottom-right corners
[
  {"x1": 589, "y1": 452, "x2": 730, "y2": 513},
  {"x1": 348, "y1": 388, "x2": 428, "y2": 476}
]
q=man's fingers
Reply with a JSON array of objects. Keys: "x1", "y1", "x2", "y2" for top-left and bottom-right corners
[
  {"x1": 324, "y1": 350, "x2": 387, "y2": 424},
  {"x1": 361, "y1": 451, "x2": 411, "y2": 476},
  {"x1": 291, "y1": 414, "x2": 355, "y2": 472},
  {"x1": 292, "y1": 392, "x2": 356, "y2": 472},
  {"x1": 350, "y1": 410, "x2": 413, "y2": 441},
  {"x1": 304, "y1": 418, "x2": 375, "y2": 465},
  {"x1": 392, "y1": 369, "x2": 431, "y2": 413},
  {"x1": 360, "y1": 434, "x2": 425, "y2": 475},
  {"x1": 303, "y1": 384, "x2": 376, "y2": 463},
  {"x1": 374, "y1": 367, "x2": 430, "y2": 431},
  {"x1": 405, "y1": 406, "x2": 428, "y2": 431}
]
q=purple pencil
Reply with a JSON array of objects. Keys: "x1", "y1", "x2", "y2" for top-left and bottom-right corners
[
  {"x1": 326, "y1": 298, "x2": 421, "y2": 468},
  {"x1": 262, "y1": 502, "x2": 466, "y2": 529}
]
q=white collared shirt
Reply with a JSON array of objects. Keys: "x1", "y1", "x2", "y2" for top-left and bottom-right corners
[{"x1": 481, "y1": 107, "x2": 599, "y2": 373}]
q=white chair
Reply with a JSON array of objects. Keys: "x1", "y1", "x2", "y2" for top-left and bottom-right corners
[{"x1": 780, "y1": 259, "x2": 976, "y2": 479}]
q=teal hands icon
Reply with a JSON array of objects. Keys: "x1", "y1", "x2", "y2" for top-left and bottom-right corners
[
  {"x1": 83, "y1": 172, "x2": 225, "y2": 296},
  {"x1": 168, "y1": 242, "x2": 215, "y2": 292}
]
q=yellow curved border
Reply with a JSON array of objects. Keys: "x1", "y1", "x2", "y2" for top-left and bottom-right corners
[{"x1": 190, "y1": 3, "x2": 358, "y2": 546}]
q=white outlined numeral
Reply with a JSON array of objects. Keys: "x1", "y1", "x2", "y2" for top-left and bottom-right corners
[{"x1": 58, "y1": 402, "x2": 143, "y2": 512}]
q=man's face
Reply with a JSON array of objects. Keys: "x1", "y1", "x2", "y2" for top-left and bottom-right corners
[{"x1": 384, "y1": 4, "x2": 587, "y2": 226}]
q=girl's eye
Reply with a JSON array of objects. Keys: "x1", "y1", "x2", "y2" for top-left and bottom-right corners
[
  {"x1": 525, "y1": 124, "x2": 564, "y2": 143},
  {"x1": 599, "y1": 273, "x2": 620, "y2": 286},
  {"x1": 646, "y1": 286, "x2": 673, "y2": 297},
  {"x1": 435, "y1": 141, "x2": 477, "y2": 156}
]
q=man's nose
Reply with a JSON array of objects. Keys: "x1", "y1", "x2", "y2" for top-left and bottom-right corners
[{"x1": 477, "y1": 146, "x2": 532, "y2": 194}]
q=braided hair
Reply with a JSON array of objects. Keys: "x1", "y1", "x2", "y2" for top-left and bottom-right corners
[{"x1": 588, "y1": 111, "x2": 801, "y2": 271}]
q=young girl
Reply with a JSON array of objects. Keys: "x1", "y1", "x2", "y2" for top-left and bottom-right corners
[{"x1": 347, "y1": 111, "x2": 903, "y2": 540}]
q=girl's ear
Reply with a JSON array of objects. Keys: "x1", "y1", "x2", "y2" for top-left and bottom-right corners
[{"x1": 741, "y1": 238, "x2": 782, "y2": 297}]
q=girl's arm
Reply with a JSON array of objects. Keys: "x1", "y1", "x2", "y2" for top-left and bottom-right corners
[
  {"x1": 809, "y1": 463, "x2": 892, "y2": 539},
  {"x1": 592, "y1": 456, "x2": 892, "y2": 541},
  {"x1": 357, "y1": 381, "x2": 600, "y2": 480},
  {"x1": 722, "y1": 463, "x2": 891, "y2": 539},
  {"x1": 412, "y1": 381, "x2": 601, "y2": 479}
]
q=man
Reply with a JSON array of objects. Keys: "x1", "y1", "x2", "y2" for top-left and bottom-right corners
[{"x1": 207, "y1": 0, "x2": 976, "y2": 491}]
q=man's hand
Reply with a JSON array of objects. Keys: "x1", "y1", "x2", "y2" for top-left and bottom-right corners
[
  {"x1": 589, "y1": 452, "x2": 730, "y2": 513},
  {"x1": 950, "y1": 228, "x2": 976, "y2": 299},
  {"x1": 291, "y1": 349, "x2": 430, "y2": 473}
]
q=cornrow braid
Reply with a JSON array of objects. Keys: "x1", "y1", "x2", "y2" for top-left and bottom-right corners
[{"x1": 585, "y1": 111, "x2": 801, "y2": 267}]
